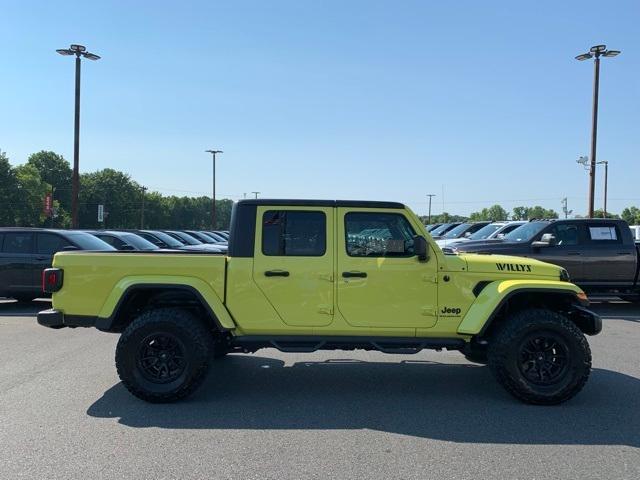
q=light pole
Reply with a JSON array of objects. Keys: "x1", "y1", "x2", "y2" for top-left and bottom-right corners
[
  {"x1": 56, "y1": 44, "x2": 101, "y2": 228},
  {"x1": 140, "y1": 186, "x2": 148, "y2": 228},
  {"x1": 252, "y1": 191, "x2": 260, "y2": 199},
  {"x1": 426, "y1": 194, "x2": 436, "y2": 224},
  {"x1": 577, "y1": 156, "x2": 609, "y2": 218},
  {"x1": 597, "y1": 160, "x2": 608, "y2": 218},
  {"x1": 205, "y1": 149, "x2": 223, "y2": 229},
  {"x1": 575, "y1": 44, "x2": 620, "y2": 218}
]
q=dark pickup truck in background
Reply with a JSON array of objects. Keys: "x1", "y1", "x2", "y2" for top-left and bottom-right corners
[{"x1": 451, "y1": 218, "x2": 640, "y2": 300}]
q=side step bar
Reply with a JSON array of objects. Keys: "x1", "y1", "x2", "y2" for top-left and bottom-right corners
[{"x1": 231, "y1": 336, "x2": 466, "y2": 354}]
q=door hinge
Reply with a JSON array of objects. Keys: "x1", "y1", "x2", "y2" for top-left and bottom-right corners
[
  {"x1": 317, "y1": 305, "x2": 334, "y2": 315},
  {"x1": 421, "y1": 306, "x2": 437, "y2": 316},
  {"x1": 422, "y1": 274, "x2": 438, "y2": 283}
]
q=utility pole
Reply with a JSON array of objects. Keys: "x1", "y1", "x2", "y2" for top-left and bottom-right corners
[
  {"x1": 426, "y1": 194, "x2": 436, "y2": 224},
  {"x1": 56, "y1": 44, "x2": 101, "y2": 228},
  {"x1": 575, "y1": 45, "x2": 620, "y2": 218},
  {"x1": 140, "y1": 186, "x2": 148, "y2": 228},
  {"x1": 561, "y1": 197, "x2": 572, "y2": 219},
  {"x1": 205, "y1": 149, "x2": 223, "y2": 229},
  {"x1": 252, "y1": 191, "x2": 260, "y2": 199},
  {"x1": 50, "y1": 186, "x2": 55, "y2": 227}
]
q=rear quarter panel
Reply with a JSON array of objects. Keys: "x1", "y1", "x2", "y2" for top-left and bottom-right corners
[{"x1": 51, "y1": 252, "x2": 233, "y2": 327}]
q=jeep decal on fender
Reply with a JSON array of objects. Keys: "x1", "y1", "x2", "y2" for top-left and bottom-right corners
[
  {"x1": 440, "y1": 306, "x2": 462, "y2": 316},
  {"x1": 496, "y1": 263, "x2": 532, "y2": 272}
]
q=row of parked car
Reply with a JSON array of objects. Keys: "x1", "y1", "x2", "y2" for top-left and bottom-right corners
[
  {"x1": 426, "y1": 218, "x2": 640, "y2": 300},
  {"x1": 427, "y1": 220, "x2": 527, "y2": 248},
  {"x1": 0, "y1": 227, "x2": 229, "y2": 302}
]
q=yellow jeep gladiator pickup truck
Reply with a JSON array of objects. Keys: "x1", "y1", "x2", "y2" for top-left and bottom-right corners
[{"x1": 38, "y1": 199, "x2": 601, "y2": 404}]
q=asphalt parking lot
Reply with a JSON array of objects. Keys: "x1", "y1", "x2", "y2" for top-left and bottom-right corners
[{"x1": 1, "y1": 299, "x2": 638, "y2": 480}]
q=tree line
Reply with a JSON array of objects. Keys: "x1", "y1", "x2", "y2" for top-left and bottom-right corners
[
  {"x1": 2, "y1": 150, "x2": 640, "y2": 229},
  {"x1": 0, "y1": 150, "x2": 233, "y2": 229},
  {"x1": 421, "y1": 204, "x2": 640, "y2": 225}
]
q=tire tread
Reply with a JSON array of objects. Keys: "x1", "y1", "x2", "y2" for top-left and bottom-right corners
[
  {"x1": 488, "y1": 308, "x2": 592, "y2": 405},
  {"x1": 115, "y1": 308, "x2": 213, "y2": 403}
]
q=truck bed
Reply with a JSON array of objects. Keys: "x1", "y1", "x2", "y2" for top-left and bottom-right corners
[{"x1": 51, "y1": 251, "x2": 227, "y2": 318}]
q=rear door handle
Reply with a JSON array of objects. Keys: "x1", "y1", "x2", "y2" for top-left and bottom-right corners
[
  {"x1": 265, "y1": 270, "x2": 290, "y2": 277},
  {"x1": 342, "y1": 271, "x2": 367, "y2": 278}
]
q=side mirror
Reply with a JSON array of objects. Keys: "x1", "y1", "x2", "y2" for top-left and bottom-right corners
[
  {"x1": 413, "y1": 235, "x2": 429, "y2": 262},
  {"x1": 119, "y1": 244, "x2": 136, "y2": 251},
  {"x1": 532, "y1": 233, "x2": 557, "y2": 248}
]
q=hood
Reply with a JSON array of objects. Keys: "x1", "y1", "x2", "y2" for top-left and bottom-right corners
[
  {"x1": 459, "y1": 253, "x2": 563, "y2": 279},
  {"x1": 435, "y1": 237, "x2": 468, "y2": 248},
  {"x1": 180, "y1": 244, "x2": 224, "y2": 252},
  {"x1": 453, "y1": 238, "x2": 523, "y2": 252}
]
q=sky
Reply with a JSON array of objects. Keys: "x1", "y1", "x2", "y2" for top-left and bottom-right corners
[{"x1": 1, "y1": 0, "x2": 638, "y2": 217}]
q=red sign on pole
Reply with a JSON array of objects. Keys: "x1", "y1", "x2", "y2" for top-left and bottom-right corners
[{"x1": 44, "y1": 193, "x2": 52, "y2": 216}]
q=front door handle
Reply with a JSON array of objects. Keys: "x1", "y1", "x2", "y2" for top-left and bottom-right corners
[
  {"x1": 342, "y1": 271, "x2": 367, "y2": 278},
  {"x1": 265, "y1": 270, "x2": 290, "y2": 277}
]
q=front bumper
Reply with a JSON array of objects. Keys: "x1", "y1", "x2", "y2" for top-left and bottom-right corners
[{"x1": 37, "y1": 309, "x2": 97, "y2": 329}]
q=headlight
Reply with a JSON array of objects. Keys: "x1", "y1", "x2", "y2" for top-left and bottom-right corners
[{"x1": 559, "y1": 269, "x2": 570, "y2": 282}]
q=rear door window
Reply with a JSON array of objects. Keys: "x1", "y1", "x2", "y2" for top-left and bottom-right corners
[
  {"x1": 36, "y1": 233, "x2": 72, "y2": 255},
  {"x1": 262, "y1": 210, "x2": 326, "y2": 256},
  {"x1": 2, "y1": 232, "x2": 34, "y2": 254},
  {"x1": 588, "y1": 225, "x2": 620, "y2": 243},
  {"x1": 96, "y1": 235, "x2": 126, "y2": 249}
]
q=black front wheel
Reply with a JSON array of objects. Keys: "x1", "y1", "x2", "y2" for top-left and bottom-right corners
[
  {"x1": 116, "y1": 308, "x2": 213, "y2": 403},
  {"x1": 488, "y1": 308, "x2": 592, "y2": 405}
]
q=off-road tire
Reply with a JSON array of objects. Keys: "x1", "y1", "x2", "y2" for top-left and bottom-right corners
[
  {"x1": 488, "y1": 308, "x2": 591, "y2": 405},
  {"x1": 116, "y1": 308, "x2": 213, "y2": 403}
]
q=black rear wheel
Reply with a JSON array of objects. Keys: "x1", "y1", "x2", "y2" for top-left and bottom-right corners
[
  {"x1": 488, "y1": 308, "x2": 591, "y2": 405},
  {"x1": 116, "y1": 308, "x2": 213, "y2": 403}
]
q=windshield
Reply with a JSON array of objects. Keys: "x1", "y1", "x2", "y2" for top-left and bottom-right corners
[
  {"x1": 442, "y1": 223, "x2": 471, "y2": 239},
  {"x1": 146, "y1": 231, "x2": 184, "y2": 248},
  {"x1": 468, "y1": 223, "x2": 503, "y2": 240},
  {"x1": 170, "y1": 231, "x2": 202, "y2": 245},
  {"x1": 121, "y1": 233, "x2": 159, "y2": 250},
  {"x1": 205, "y1": 232, "x2": 227, "y2": 242},
  {"x1": 66, "y1": 232, "x2": 116, "y2": 250},
  {"x1": 504, "y1": 222, "x2": 549, "y2": 242},
  {"x1": 187, "y1": 231, "x2": 215, "y2": 243},
  {"x1": 430, "y1": 223, "x2": 453, "y2": 236}
]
